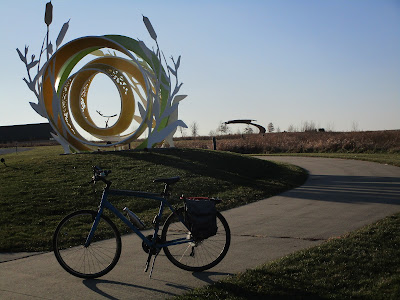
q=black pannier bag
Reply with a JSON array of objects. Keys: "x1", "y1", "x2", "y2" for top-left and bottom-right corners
[{"x1": 183, "y1": 197, "x2": 219, "y2": 240}]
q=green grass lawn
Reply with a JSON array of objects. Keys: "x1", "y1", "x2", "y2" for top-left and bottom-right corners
[
  {"x1": 0, "y1": 146, "x2": 306, "y2": 252},
  {"x1": 174, "y1": 212, "x2": 400, "y2": 299}
]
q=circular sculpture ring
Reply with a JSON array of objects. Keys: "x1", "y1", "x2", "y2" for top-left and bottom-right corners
[{"x1": 42, "y1": 35, "x2": 167, "y2": 151}]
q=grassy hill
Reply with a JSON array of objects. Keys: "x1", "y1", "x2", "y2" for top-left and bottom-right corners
[{"x1": 0, "y1": 146, "x2": 306, "y2": 252}]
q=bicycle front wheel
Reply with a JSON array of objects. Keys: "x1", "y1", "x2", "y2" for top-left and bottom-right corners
[
  {"x1": 53, "y1": 210, "x2": 121, "y2": 278},
  {"x1": 162, "y1": 207, "x2": 230, "y2": 272}
]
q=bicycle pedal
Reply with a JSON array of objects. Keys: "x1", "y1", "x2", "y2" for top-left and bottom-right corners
[
  {"x1": 149, "y1": 251, "x2": 159, "y2": 279},
  {"x1": 144, "y1": 253, "x2": 152, "y2": 272}
]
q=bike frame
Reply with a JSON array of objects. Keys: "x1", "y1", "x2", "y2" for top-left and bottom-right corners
[{"x1": 84, "y1": 186, "x2": 191, "y2": 249}]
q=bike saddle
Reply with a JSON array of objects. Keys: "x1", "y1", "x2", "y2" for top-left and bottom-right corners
[{"x1": 153, "y1": 176, "x2": 180, "y2": 185}]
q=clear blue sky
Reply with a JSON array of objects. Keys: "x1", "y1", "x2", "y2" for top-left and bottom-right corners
[{"x1": 1, "y1": 0, "x2": 399, "y2": 135}]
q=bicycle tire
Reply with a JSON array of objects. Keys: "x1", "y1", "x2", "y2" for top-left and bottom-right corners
[
  {"x1": 162, "y1": 207, "x2": 230, "y2": 272},
  {"x1": 53, "y1": 210, "x2": 121, "y2": 278}
]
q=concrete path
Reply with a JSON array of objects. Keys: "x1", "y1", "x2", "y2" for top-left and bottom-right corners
[
  {"x1": 0, "y1": 148, "x2": 32, "y2": 155},
  {"x1": 1, "y1": 157, "x2": 399, "y2": 299}
]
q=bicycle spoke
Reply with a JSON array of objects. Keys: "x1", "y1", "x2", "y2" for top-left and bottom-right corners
[
  {"x1": 162, "y1": 208, "x2": 230, "y2": 271},
  {"x1": 54, "y1": 210, "x2": 121, "y2": 278},
  {"x1": 178, "y1": 244, "x2": 192, "y2": 262}
]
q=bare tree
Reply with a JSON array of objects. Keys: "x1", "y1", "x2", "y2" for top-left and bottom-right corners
[
  {"x1": 351, "y1": 121, "x2": 359, "y2": 132},
  {"x1": 301, "y1": 121, "x2": 317, "y2": 132},
  {"x1": 243, "y1": 125, "x2": 253, "y2": 134},
  {"x1": 218, "y1": 122, "x2": 230, "y2": 135},
  {"x1": 190, "y1": 121, "x2": 199, "y2": 137},
  {"x1": 287, "y1": 124, "x2": 296, "y2": 132},
  {"x1": 325, "y1": 122, "x2": 335, "y2": 132}
]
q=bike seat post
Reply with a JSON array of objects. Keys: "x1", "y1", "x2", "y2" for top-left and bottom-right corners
[{"x1": 162, "y1": 183, "x2": 170, "y2": 197}]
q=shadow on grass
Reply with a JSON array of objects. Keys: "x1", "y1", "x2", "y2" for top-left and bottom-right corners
[
  {"x1": 181, "y1": 273, "x2": 330, "y2": 299},
  {"x1": 92, "y1": 148, "x2": 299, "y2": 192}
]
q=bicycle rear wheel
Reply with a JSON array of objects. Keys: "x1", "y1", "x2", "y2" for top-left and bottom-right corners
[
  {"x1": 53, "y1": 210, "x2": 121, "y2": 278},
  {"x1": 162, "y1": 207, "x2": 230, "y2": 272}
]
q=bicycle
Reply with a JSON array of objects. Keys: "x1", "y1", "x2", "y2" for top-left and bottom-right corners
[{"x1": 53, "y1": 166, "x2": 231, "y2": 278}]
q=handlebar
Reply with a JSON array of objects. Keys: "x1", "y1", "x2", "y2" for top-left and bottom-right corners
[
  {"x1": 93, "y1": 165, "x2": 111, "y2": 177},
  {"x1": 91, "y1": 166, "x2": 112, "y2": 186}
]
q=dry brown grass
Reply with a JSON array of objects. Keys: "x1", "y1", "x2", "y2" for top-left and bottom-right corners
[
  {"x1": 2, "y1": 130, "x2": 399, "y2": 154},
  {"x1": 174, "y1": 130, "x2": 400, "y2": 154}
]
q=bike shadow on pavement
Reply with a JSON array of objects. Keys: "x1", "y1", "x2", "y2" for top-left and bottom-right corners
[
  {"x1": 285, "y1": 175, "x2": 400, "y2": 205},
  {"x1": 82, "y1": 278, "x2": 178, "y2": 299}
]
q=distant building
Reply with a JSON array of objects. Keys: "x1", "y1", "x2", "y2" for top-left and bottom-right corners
[{"x1": 0, "y1": 123, "x2": 52, "y2": 143}]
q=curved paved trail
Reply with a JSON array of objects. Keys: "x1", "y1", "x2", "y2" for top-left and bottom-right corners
[
  {"x1": 1, "y1": 157, "x2": 399, "y2": 299},
  {"x1": 0, "y1": 148, "x2": 32, "y2": 155}
]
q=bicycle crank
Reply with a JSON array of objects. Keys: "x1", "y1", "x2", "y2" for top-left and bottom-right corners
[{"x1": 142, "y1": 235, "x2": 161, "y2": 255}]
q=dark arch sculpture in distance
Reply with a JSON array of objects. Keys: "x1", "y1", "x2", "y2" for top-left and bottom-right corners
[{"x1": 224, "y1": 119, "x2": 266, "y2": 134}]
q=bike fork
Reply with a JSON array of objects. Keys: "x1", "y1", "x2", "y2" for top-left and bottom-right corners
[{"x1": 84, "y1": 209, "x2": 103, "y2": 247}]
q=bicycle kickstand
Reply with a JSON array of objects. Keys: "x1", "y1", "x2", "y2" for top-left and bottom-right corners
[{"x1": 144, "y1": 250, "x2": 159, "y2": 278}]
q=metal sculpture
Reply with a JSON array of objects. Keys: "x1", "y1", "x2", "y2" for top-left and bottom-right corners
[
  {"x1": 224, "y1": 119, "x2": 266, "y2": 134},
  {"x1": 96, "y1": 111, "x2": 117, "y2": 129},
  {"x1": 17, "y1": 2, "x2": 187, "y2": 153}
]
